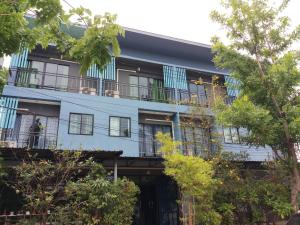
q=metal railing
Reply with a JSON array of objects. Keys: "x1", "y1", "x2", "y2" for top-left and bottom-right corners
[
  {"x1": 9, "y1": 68, "x2": 235, "y2": 106},
  {"x1": 0, "y1": 130, "x2": 57, "y2": 150},
  {"x1": 102, "y1": 80, "x2": 176, "y2": 103},
  {"x1": 9, "y1": 68, "x2": 100, "y2": 96}
]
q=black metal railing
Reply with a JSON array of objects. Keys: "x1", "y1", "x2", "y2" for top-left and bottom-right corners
[
  {"x1": 0, "y1": 130, "x2": 57, "y2": 149},
  {"x1": 102, "y1": 80, "x2": 176, "y2": 103},
  {"x1": 9, "y1": 68, "x2": 235, "y2": 106},
  {"x1": 9, "y1": 68, "x2": 100, "y2": 96}
]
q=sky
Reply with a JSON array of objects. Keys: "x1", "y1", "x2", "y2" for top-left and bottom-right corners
[{"x1": 61, "y1": 0, "x2": 300, "y2": 47}]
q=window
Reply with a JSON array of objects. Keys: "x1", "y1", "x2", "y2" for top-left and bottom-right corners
[
  {"x1": 69, "y1": 113, "x2": 93, "y2": 135},
  {"x1": 139, "y1": 123, "x2": 172, "y2": 156},
  {"x1": 223, "y1": 127, "x2": 240, "y2": 144},
  {"x1": 109, "y1": 117, "x2": 131, "y2": 137},
  {"x1": 181, "y1": 123, "x2": 211, "y2": 156}
]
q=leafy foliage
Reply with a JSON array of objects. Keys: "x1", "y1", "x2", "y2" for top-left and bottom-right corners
[
  {"x1": 62, "y1": 166, "x2": 139, "y2": 225},
  {"x1": 157, "y1": 133, "x2": 221, "y2": 225},
  {"x1": 157, "y1": 133, "x2": 292, "y2": 225},
  {"x1": 11, "y1": 150, "x2": 138, "y2": 225},
  {"x1": 211, "y1": 0, "x2": 300, "y2": 210},
  {"x1": 0, "y1": 68, "x2": 8, "y2": 93},
  {"x1": 0, "y1": 0, "x2": 124, "y2": 74},
  {"x1": 214, "y1": 154, "x2": 292, "y2": 224}
]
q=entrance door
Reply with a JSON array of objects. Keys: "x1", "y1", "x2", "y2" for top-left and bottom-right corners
[{"x1": 140, "y1": 185, "x2": 158, "y2": 225}]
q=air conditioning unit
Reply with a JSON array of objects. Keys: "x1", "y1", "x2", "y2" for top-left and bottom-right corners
[
  {"x1": 105, "y1": 90, "x2": 119, "y2": 98},
  {"x1": 80, "y1": 87, "x2": 96, "y2": 95}
]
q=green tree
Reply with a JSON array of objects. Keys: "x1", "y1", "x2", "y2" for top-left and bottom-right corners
[
  {"x1": 214, "y1": 154, "x2": 292, "y2": 225},
  {"x1": 11, "y1": 150, "x2": 138, "y2": 225},
  {"x1": 157, "y1": 133, "x2": 221, "y2": 225},
  {"x1": 210, "y1": 0, "x2": 300, "y2": 211},
  {"x1": 0, "y1": 0, "x2": 123, "y2": 74},
  {"x1": 61, "y1": 165, "x2": 139, "y2": 225},
  {"x1": 0, "y1": 68, "x2": 8, "y2": 93}
]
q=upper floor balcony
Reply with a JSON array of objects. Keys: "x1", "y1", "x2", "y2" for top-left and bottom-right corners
[
  {"x1": 8, "y1": 44, "x2": 236, "y2": 107},
  {"x1": 9, "y1": 67, "x2": 234, "y2": 108},
  {"x1": 9, "y1": 68, "x2": 100, "y2": 96}
]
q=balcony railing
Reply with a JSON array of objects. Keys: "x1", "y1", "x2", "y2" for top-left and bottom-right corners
[
  {"x1": 102, "y1": 80, "x2": 176, "y2": 103},
  {"x1": 0, "y1": 129, "x2": 57, "y2": 149},
  {"x1": 9, "y1": 68, "x2": 100, "y2": 96},
  {"x1": 9, "y1": 68, "x2": 236, "y2": 106}
]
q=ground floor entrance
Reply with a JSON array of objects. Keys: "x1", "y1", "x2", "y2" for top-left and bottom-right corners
[{"x1": 127, "y1": 175, "x2": 179, "y2": 225}]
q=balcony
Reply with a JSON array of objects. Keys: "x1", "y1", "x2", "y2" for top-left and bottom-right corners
[
  {"x1": 9, "y1": 68, "x2": 100, "y2": 96},
  {"x1": 9, "y1": 68, "x2": 235, "y2": 106},
  {"x1": 0, "y1": 130, "x2": 57, "y2": 149},
  {"x1": 102, "y1": 80, "x2": 176, "y2": 103}
]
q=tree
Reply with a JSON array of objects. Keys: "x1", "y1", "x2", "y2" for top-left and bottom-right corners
[
  {"x1": 210, "y1": 0, "x2": 300, "y2": 211},
  {"x1": 213, "y1": 153, "x2": 292, "y2": 225},
  {"x1": 0, "y1": 68, "x2": 8, "y2": 93},
  {"x1": 0, "y1": 0, "x2": 123, "y2": 74},
  {"x1": 61, "y1": 166, "x2": 139, "y2": 225},
  {"x1": 10, "y1": 150, "x2": 138, "y2": 224},
  {"x1": 157, "y1": 133, "x2": 292, "y2": 225},
  {"x1": 156, "y1": 133, "x2": 221, "y2": 225}
]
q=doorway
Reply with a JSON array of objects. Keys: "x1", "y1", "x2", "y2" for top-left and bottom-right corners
[{"x1": 140, "y1": 185, "x2": 158, "y2": 225}]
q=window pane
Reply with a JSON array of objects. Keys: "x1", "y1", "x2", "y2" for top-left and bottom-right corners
[
  {"x1": 81, "y1": 114, "x2": 93, "y2": 135},
  {"x1": 57, "y1": 65, "x2": 69, "y2": 90},
  {"x1": 223, "y1": 128, "x2": 232, "y2": 143},
  {"x1": 231, "y1": 128, "x2": 240, "y2": 144},
  {"x1": 110, "y1": 117, "x2": 120, "y2": 136},
  {"x1": 45, "y1": 63, "x2": 57, "y2": 87},
  {"x1": 139, "y1": 77, "x2": 148, "y2": 99},
  {"x1": 69, "y1": 114, "x2": 81, "y2": 134},
  {"x1": 30, "y1": 61, "x2": 44, "y2": 86},
  {"x1": 129, "y1": 76, "x2": 138, "y2": 98},
  {"x1": 120, "y1": 118, "x2": 130, "y2": 137}
]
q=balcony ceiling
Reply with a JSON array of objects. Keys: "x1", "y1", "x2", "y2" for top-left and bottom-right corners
[{"x1": 119, "y1": 28, "x2": 214, "y2": 63}]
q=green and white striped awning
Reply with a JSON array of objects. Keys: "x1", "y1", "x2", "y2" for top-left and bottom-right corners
[
  {"x1": 0, "y1": 97, "x2": 18, "y2": 129},
  {"x1": 87, "y1": 57, "x2": 116, "y2": 80},
  {"x1": 225, "y1": 75, "x2": 240, "y2": 97},
  {"x1": 10, "y1": 48, "x2": 29, "y2": 69},
  {"x1": 163, "y1": 65, "x2": 188, "y2": 90}
]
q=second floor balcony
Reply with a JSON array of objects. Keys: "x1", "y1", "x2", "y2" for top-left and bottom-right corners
[
  {"x1": 8, "y1": 68, "x2": 234, "y2": 107},
  {"x1": 9, "y1": 68, "x2": 100, "y2": 96}
]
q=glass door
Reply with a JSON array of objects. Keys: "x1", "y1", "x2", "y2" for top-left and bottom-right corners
[
  {"x1": 129, "y1": 76, "x2": 139, "y2": 99},
  {"x1": 44, "y1": 63, "x2": 69, "y2": 90},
  {"x1": 56, "y1": 65, "x2": 69, "y2": 90}
]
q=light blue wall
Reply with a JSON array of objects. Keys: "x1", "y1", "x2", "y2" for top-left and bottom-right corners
[{"x1": 3, "y1": 85, "x2": 273, "y2": 161}]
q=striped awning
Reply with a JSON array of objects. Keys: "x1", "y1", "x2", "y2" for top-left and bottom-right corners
[
  {"x1": 163, "y1": 65, "x2": 188, "y2": 90},
  {"x1": 0, "y1": 97, "x2": 19, "y2": 129},
  {"x1": 87, "y1": 57, "x2": 116, "y2": 80},
  {"x1": 225, "y1": 75, "x2": 240, "y2": 97},
  {"x1": 10, "y1": 48, "x2": 29, "y2": 69}
]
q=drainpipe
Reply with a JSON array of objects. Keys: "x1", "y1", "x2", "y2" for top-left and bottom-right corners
[{"x1": 113, "y1": 156, "x2": 118, "y2": 182}]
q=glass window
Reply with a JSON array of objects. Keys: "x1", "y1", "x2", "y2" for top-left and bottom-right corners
[
  {"x1": 223, "y1": 127, "x2": 240, "y2": 144},
  {"x1": 69, "y1": 113, "x2": 93, "y2": 135},
  {"x1": 109, "y1": 117, "x2": 131, "y2": 137},
  {"x1": 129, "y1": 76, "x2": 139, "y2": 98}
]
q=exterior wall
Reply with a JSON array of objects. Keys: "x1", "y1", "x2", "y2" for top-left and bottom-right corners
[{"x1": 3, "y1": 85, "x2": 273, "y2": 160}]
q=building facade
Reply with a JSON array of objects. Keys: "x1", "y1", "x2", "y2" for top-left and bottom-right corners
[{"x1": 1, "y1": 27, "x2": 273, "y2": 225}]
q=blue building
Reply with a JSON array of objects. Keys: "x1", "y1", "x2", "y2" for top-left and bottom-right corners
[{"x1": 1, "y1": 26, "x2": 273, "y2": 225}]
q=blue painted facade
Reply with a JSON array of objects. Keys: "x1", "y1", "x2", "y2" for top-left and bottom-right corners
[{"x1": 3, "y1": 28, "x2": 273, "y2": 161}]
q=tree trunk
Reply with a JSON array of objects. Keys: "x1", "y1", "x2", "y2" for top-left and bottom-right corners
[
  {"x1": 254, "y1": 56, "x2": 300, "y2": 212},
  {"x1": 290, "y1": 150, "x2": 300, "y2": 212}
]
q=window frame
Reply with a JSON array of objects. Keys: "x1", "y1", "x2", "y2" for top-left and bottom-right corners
[
  {"x1": 109, "y1": 116, "x2": 131, "y2": 137},
  {"x1": 223, "y1": 127, "x2": 241, "y2": 144},
  {"x1": 68, "y1": 113, "x2": 94, "y2": 136}
]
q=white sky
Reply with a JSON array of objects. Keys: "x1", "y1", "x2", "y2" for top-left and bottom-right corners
[{"x1": 61, "y1": 0, "x2": 300, "y2": 47}]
